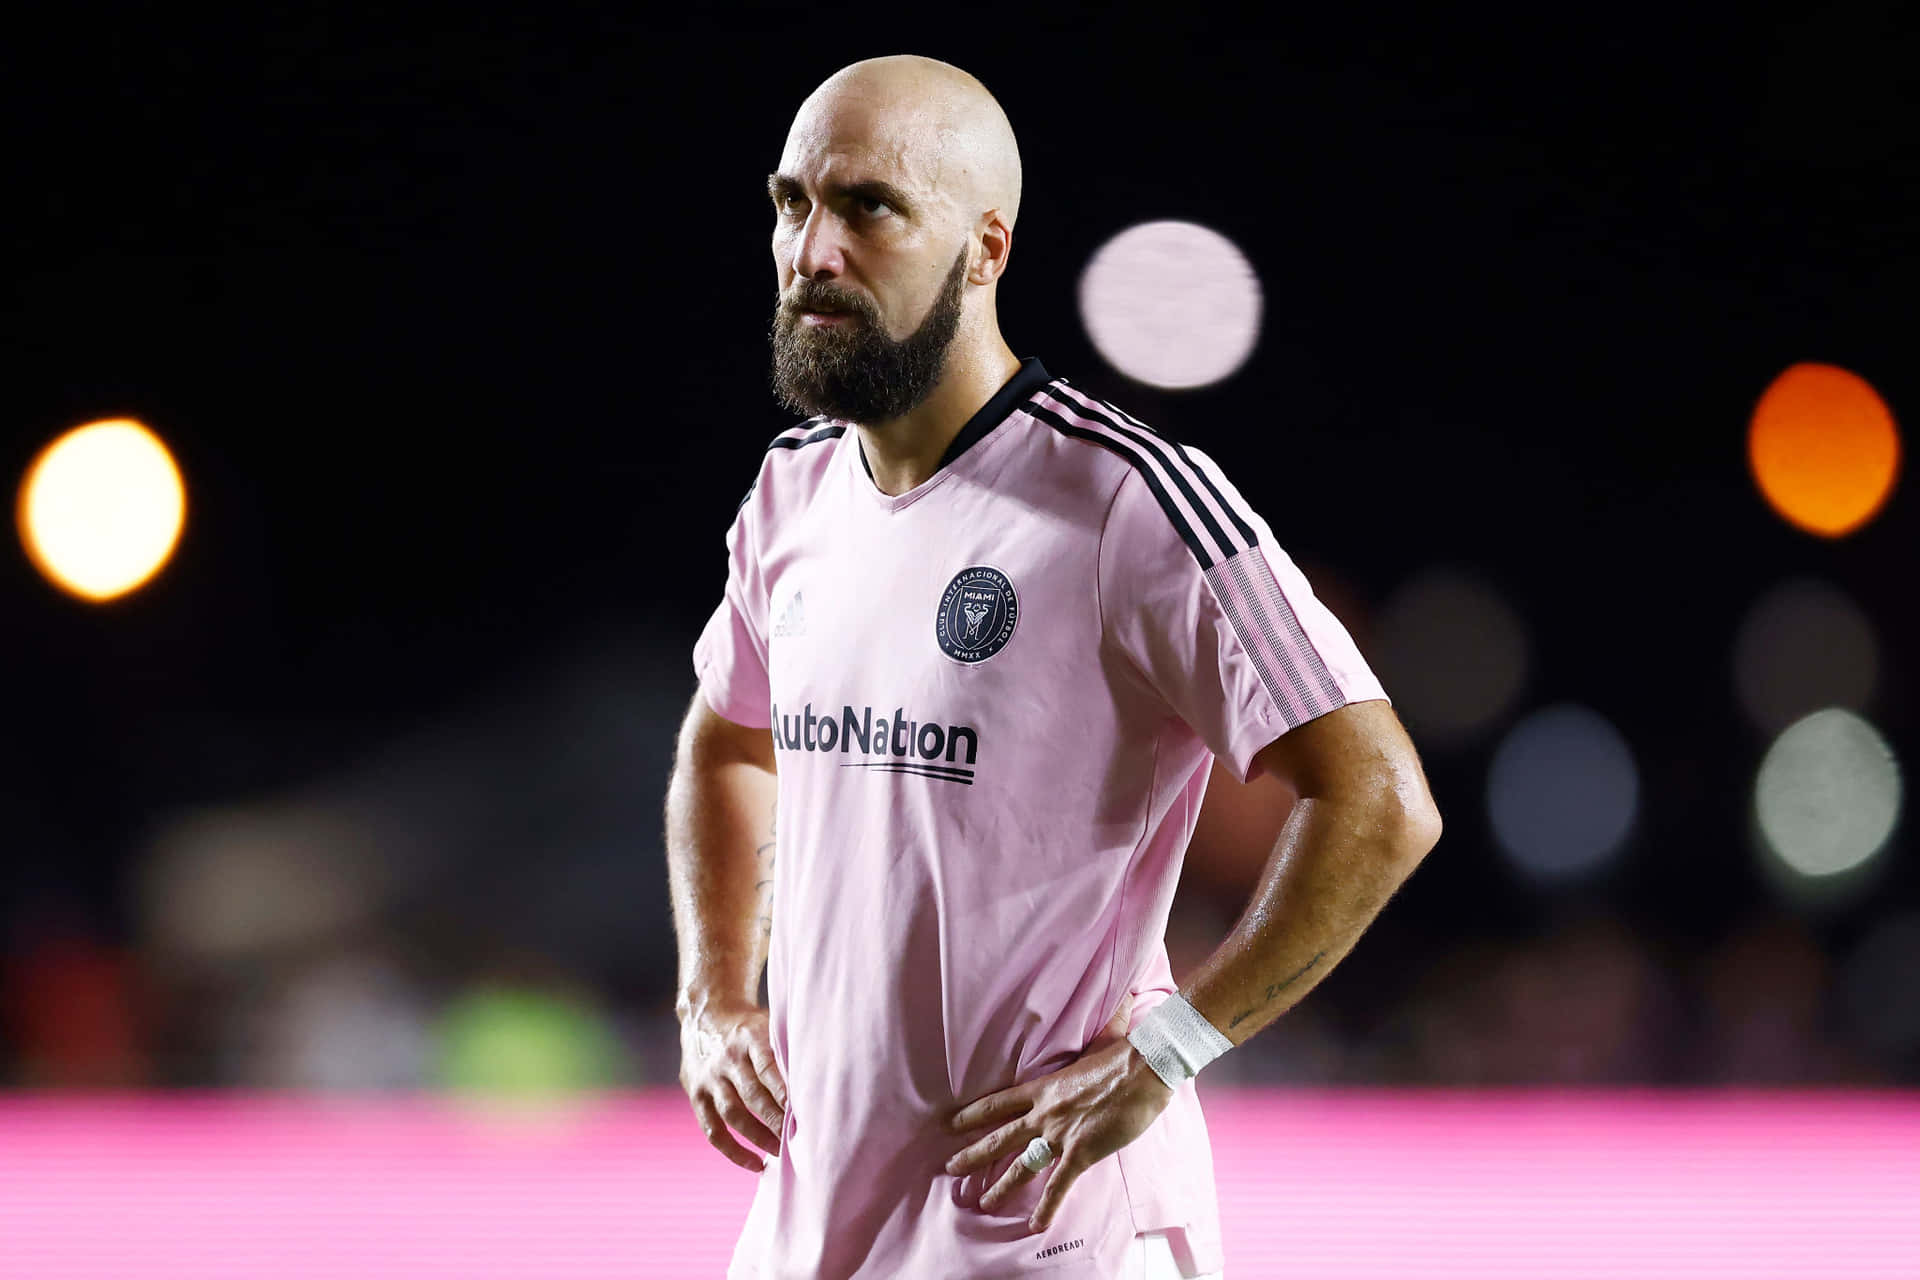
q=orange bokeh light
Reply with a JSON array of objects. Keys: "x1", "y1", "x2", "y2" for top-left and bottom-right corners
[{"x1": 1748, "y1": 363, "x2": 1901, "y2": 538}]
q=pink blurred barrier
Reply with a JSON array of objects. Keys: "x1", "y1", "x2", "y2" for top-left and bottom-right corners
[{"x1": 1, "y1": 1089, "x2": 1915, "y2": 1277}]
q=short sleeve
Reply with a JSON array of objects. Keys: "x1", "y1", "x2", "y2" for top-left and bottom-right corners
[
  {"x1": 691, "y1": 499, "x2": 773, "y2": 730},
  {"x1": 1098, "y1": 452, "x2": 1388, "y2": 783}
]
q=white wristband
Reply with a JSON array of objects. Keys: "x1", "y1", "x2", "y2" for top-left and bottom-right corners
[{"x1": 1125, "y1": 993, "x2": 1233, "y2": 1090}]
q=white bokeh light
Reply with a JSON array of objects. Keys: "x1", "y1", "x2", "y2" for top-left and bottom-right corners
[
  {"x1": 17, "y1": 418, "x2": 186, "y2": 601},
  {"x1": 1078, "y1": 220, "x2": 1262, "y2": 389},
  {"x1": 1754, "y1": 708, "x2": 1902, "y2": 880},
  {"x1": 1486, "y1": 704, "x2": 1640, "y2": 883},
  {"x1": 1374, "y1": 568, "x2": 1530, "y2": 745},
  {"x1": 1733, "y1": 578, "x2": 1879, "y2": 733}
]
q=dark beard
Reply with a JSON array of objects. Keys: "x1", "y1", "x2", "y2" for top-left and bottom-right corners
[{"x1": 769, "y1": 246, "x2": 969, "y2": 424}]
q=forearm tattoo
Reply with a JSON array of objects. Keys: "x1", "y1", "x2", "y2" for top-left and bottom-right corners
[{"x1": 1226, "y1": 950, "x2": 1326, "y2": 1029}]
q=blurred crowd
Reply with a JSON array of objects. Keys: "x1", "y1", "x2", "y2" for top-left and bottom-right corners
[
  {"x1": 5, "y1": 889, "x2": 1916, "y2": 1095},
  {"x1": 2, "y1": 637, "x2": 1914, "y2": 1095},
  {"x1": 1169, "y1": 907, "x2": 1917, "y2": 1088}
]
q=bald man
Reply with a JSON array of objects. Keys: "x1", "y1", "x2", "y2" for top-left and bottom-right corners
[{"x1": 668, "y1": 55, "x2": 1441, "y2": 1280}]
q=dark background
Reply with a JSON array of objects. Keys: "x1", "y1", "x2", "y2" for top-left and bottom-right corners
[{"x1": 2, "y1": 5, "x2": 1913, "y2": 1089}]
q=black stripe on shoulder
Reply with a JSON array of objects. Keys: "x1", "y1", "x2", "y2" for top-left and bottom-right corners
[
  {"x1": 1023, "y1": 397, "x2": 1214, "y2": 570},
  {"x1": 1098, "y1": 395, "x2": 1260, "y2": 548},
  {"x1": 738, "y1": 422, "x2": 846, "y2": 512},
  {"x1": 767, "y1": 422, "x2": 846, "y2": 451},
  {"x1": 1045, "y1": 382, "x2": 1240, "y2": 561}
]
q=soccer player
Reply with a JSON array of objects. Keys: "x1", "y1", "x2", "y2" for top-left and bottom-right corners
[{"x1": 667, "y1": 55, "x2": 1442, "y2": 1280}]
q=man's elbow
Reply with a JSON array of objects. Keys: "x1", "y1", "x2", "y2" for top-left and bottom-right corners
[
  {"x1": 1382, "y1": 790, "x2": 1443, "y2": 871},
  {"x1": 1375, "y1": 772, "x2": 1442, "y2": 872},
  {"x1": 1399, "y1": 796, "x2": 1443, "y2": 867}
]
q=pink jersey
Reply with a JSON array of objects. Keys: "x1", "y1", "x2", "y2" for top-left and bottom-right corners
[{"x1": 694, "y1": 358, "x2": 1388, "y2": 1278}]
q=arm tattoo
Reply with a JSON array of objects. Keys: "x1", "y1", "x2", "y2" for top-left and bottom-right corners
[{"x1": 1226, "y1": 950, "x2": 1327, "y2": 1029}]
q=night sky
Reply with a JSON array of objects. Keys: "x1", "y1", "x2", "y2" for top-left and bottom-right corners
[{"x1": 5, "y1": 7, "x2": 1914, "y2": 957}]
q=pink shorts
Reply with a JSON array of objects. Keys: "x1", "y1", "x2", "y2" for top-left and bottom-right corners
[{"x1": 1128, "y1": 1228, "x2": 1226, "y2": 1280}]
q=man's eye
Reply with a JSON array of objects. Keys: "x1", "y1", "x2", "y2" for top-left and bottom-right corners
[
  {"x1": 855, "y1": 196, "x2": 891, "y2": 217},
  {"x1": 775, "y1": 193, "x2": 807, "y2": 216}
]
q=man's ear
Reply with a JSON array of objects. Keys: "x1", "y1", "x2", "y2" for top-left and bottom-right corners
[{"x1": 973, "y1": 210, "x2": 1013, "y2": 285}]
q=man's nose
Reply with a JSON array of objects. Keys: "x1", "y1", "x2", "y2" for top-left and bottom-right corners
[{"x1": 790, "y1": 206, "x2": 845, "y2": 281}]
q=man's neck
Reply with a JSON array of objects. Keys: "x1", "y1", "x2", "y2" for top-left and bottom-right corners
[{"x1": 855, "y1": 341, "x2": 1022, "y2": 496}]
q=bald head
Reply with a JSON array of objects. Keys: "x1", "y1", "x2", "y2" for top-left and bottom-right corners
[
  {"x1": 783, "y1": 55, "x2": 1022, "y2": 232},
  {"x1": 768, "y1": 57, "x2": 1024, "y2": 433}
]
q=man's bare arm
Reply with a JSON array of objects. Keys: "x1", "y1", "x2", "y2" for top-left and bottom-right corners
[
  {"x1": 665, "y1": 690, "x2": 778, "y2": 1020},
  {"x1": 943, "y1": 699, "x2": 1439, "y2": 1229},
  {"x1": 1177, "y1": 699, "x2": 1441, "y2": 1043},
  {"x1": 666, "y1": 689, "x2": 789, "y2": 1171}
]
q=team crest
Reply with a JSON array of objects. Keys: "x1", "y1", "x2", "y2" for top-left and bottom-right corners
[{"x1": 936, "y1": 565, "x2": 1018, "y2": 664}]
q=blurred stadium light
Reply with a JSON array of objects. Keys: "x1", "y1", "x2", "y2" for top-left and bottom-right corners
[
  {"x1": 435, "y1": 982, "x2": 625, "y2": 1098},
  {"x1": 1486, "y1": 704, "x2": 1640, "y2": 884},
  {"x1": 138, "y1": 804, "x2": 392, "y2": 962},
  {"x1": 1748, "y1": 363, "x2": 1901, "y2": 537},
  {"x1": 1372, "y1": 567, "x2": 1530, "y2": 747},
  {"x1": 1754, "y1": 708, "x2": 1902, "y2": 892},
  {"x1": 15, "y1": 418, "x2": 185, "y2": 602},
  {"x1": 252, "y1": 951, "x2": 433, "y2": 1092},
  {"x1": 1732, "y1": 577, "x2": 1880, "y2": 734},
  {"x1": 1077, "y1": 220, "x2": 1263, "y2": 389}
]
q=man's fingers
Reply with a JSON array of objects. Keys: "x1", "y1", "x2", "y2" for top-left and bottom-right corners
[
  {"x1": 692, "y1": 1094, "x2": 768, "y2": 1173},
  {"x1": 715, "y1": 1080, "x2": 782, "y2": 1157},
  {"x1": 945, "y1": 1120, "x2": 1026, "y2": 1176},
  {"x1": 977, "y1": 1148, "x2": 1037, "y2": 1213},
  {"x1": 1028, "y1": 1151, "x2": 1085, "y2": 1231},
  {"x1": 949, "y1": 1086, "x2": 1033, "y2": 1133},
  {"x1": 747, "y1": 1039, "x2": 789, "y2": 1110},
  {"x1": 733, "y1": 1068, "x2": 787, "y2": 1143}
]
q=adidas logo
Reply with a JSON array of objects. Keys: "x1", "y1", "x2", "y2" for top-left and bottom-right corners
[{"x1": 772, "y1": 590, "x2": 806, "y2": 638}]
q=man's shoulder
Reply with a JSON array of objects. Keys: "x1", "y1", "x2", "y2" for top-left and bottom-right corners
[
  {"x1": 764, "y1": 416, "x2": 847, "y2": 455},
  {"x1": 734, "y1": 416, "x2": 846, "y2": 518},
  {"x1": 1002, "y1": 377, "x2": 1151, "y2": 490},
  {"x1": 1021, "y1": 377, "x2": 1202, "y2": 483},
  {"x1": 1022, "y1": 378, "x2": 1263, "y2": 575},
  {"x1": 1019, "y1": 379, "x2": 1254, "y2": 565}
]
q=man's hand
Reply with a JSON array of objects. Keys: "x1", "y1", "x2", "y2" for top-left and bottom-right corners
[
  {"x1": 678, "y1": 999, "x2": 788, "y2": 1172},
  {"x1": 943, "y1": 994, "x2": 1172, "y2": 1232}
]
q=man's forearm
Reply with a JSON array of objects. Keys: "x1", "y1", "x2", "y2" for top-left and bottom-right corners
[
  {"x1": 666, "y1": 757, "x2": 778, "y2": 1017},
  {"x1": 1177, "y1": 791, "x2": 1436, "y2": 1045}
]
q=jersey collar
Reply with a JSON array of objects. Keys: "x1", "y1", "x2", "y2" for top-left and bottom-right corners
[{"x1": 856, "y1": 356, "x2": 1053, "y2": 482}]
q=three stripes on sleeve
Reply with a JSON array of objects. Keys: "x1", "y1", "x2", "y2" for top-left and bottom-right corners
[{"x1": 1025, "y1": 381, "x2": 1348, "y2": 728}]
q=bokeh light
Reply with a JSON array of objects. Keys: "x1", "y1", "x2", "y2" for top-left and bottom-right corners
[
  {"x1": 1078, "y1": 220, "x2": 1262, "y2": 389},
  {"x1": 1487, "y1": 704, "x2": 1640, "y2": 883},
  {"x1": 139, "y1": 805, "x2": 383, "y2": 959},
  {"x1": 17, "y1": 418, "x2": 187, "y2": 602},
  {"x1": 17, "y1": 418, "x2": 186, "y2": 601},
  {"x1": 1754, "y1": 707, "x2": 1901, "y2": 880},
  {"x1": 435, "y1": 984, "x2": 623, "y2": 1098},
  {"x1": 1373, "y1": 568, "x2": 1530, "y2": 745},
  {"x1": 1733, "y1": 577, "x2": 1879, "y2": 733},
  {"x1": 1748, "y1": 363, "x2": 1901, "y2": 537}
]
